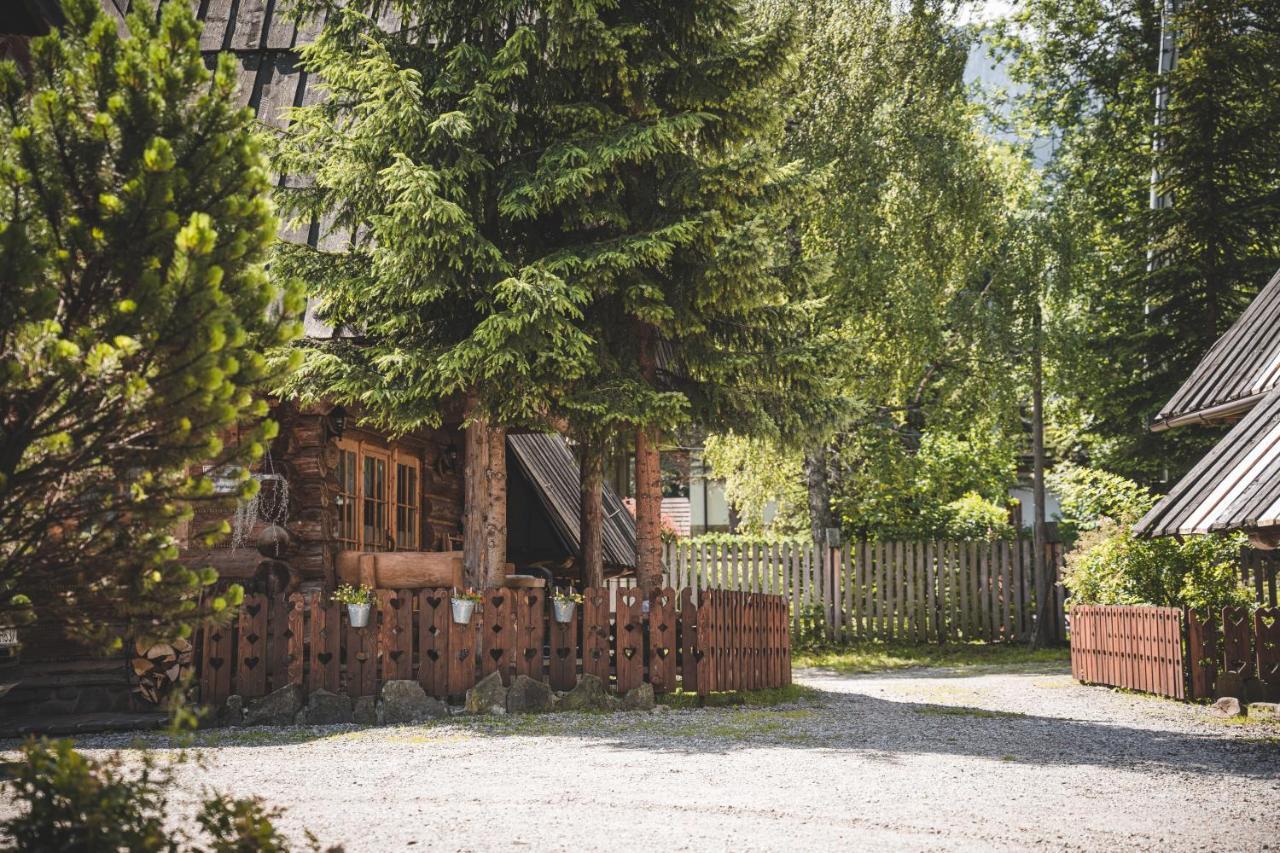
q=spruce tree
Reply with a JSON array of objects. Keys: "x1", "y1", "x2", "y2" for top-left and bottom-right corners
[
  {"x1": 0, "y1": 0, "x2": 300, "y2": 649},
  {"x1": 277, "y1": 0, "x2": 829, "y2": 588}
]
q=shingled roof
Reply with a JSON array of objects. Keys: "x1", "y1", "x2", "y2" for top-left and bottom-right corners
[
  {"x1": 1135, "y1": 387, "x2": 1280, "y2": 536},
  {"x1": 1151, "y1": 266, "x2": 1280, "y2": 431}
]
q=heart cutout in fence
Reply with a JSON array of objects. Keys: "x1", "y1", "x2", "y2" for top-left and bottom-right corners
[
  {"x1": 208, "y1": 657, "x2": 225, "y2": 670},
  {"x1": 426, "y1": 650, "x2": 440, "y2": 662},
  {"x1": 242, "y1": 656, "x2": 261, "y2": 670},
  {"x1": 555, "y1": 647, "x2": 570, "y2": 660},
  {"x1": 621, "y1": 647, "x2": 637, "y2": 660},
  {"x1": 489, "y1": 648, "x2": 504, "y2": 663},
  {"x1": 316, "y1": 652, "x2": 333, "y2": 666},
  {"x1": 245, "y1": 602, "x2": 262, "y2": 618}
]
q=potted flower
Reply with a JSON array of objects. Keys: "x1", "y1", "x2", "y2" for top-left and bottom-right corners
[
  {"x1": 451, "y1": 588, "x2": 482, "y2": 624},
  {"x1": 333, "y1": 583, "x2": 375, "y2": 628},
  {"x1": 552, "y1": 590, "x2": 582, "y2": 624}
]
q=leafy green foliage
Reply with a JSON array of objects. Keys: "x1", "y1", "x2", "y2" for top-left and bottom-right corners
[
  {"x1": 1062, "y1": 520, "x2": 1251, "y2": 614},
  {"x1": 999, "y1": 0, "x2": 1280, "y2": 483},
  {"x1": 941, "y1": 492, "x2": 1015, "y2": 541},
  {"x1": 1046, "y1": 462, "x2": 1155, "y2": 541},
  {"x1": 702, "y1": 434, "x2": 809, "y2": 536},
  {"x1": 0, "y1": 0, "x2": 300, "y2": 648},
  {"x1": 0, "y1": 739, "x2": 336, "y2": 852}
]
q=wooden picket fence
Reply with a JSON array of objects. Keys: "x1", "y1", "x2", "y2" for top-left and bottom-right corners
[
  {"x1": 1070, "y1": 604, "x2": 1280, "y2": 701},
  {"x1": 662, "y1": 539, "x2": 1067, "y2": 644},
  {"x1": 1069, "y1": 605, "x2": 1185, "y2": 699},
  {"x1": 197, "y1": 586, "x2": 790, "y2": 706}
]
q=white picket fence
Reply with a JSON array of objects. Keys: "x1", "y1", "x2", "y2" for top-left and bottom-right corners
[{"x1": 652, "y1": 539, "x2": 1066, "y2": 644}]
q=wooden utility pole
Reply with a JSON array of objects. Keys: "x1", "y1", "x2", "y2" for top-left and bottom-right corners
[
  {"x1": 484, "y1": 425, "x2": 507, "y2": 587},
  {"x1": 578, "y1": 438, "x2": 605, "y2": 588}
]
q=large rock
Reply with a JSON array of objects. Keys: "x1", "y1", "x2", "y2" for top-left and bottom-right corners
[
  {"x1": 464, "y1": 671, "x2": 508, "y2": 715},
  {"x1": 296, "y1": 689, "x2": 353, "y2": 726},
  {"x1": 215, "y1": 695, "x2": 244, "y2": 727},
  {"x1": 622, "y1": 682, "x2": 655, "y2": 712},
  {"x1": 242, "y1": 684, "x2": 304, "y2": 727},
  {"x1": 1211, "y1": 696, "x2": 1244, "y2": 718},
  {"x1": 506, "y1": 675, "x2": 554, "y2": 714},
  {"x1": 353, "y1": 695, "x2": 377, "y2": 725},
  {"x1": 377, "y1": 680, "x2": 448, "y2": 724},
  {"x1": 557, "y1": 674, "x2": 609, "y2": 712},
  {"x1": 1246, "y1": 702, "x2": 1279, "y2": 720}
]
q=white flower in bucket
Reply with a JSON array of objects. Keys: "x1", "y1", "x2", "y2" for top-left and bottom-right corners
[
  {"x1": 332, "y1": 583, "x2": 375, "y2": 628},
  {"x1": 552, "y1": 590, "x2": 583, "y2": 623},
  {"x1": 451, "y1": 588, "x2": 482, "y2": 624}
]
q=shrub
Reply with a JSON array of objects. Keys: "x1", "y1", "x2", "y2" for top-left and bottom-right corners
[
  {"x1": 1061, "y1": 519, "x2": 1252, "y2": 614},
  {"x1": 1047, "y1": 463, "x2": 1156, "y2": 541},
  {"x1": 0, "y1": 739, "x2": 338, "y2": 852},
  {"x1": 940, "y1": 492, "x2": 1014, "y2": 541}
]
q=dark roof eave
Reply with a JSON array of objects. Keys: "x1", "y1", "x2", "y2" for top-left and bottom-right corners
[{"x1": 1150, "y1": 391, "x2": 1268, "y2": 432}]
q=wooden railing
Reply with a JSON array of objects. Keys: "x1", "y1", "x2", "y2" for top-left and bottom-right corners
[
  {"x1": 197, "y1": 587, "x2": 790, "y2": 705},
  {"x1": 662, "y1": 539, "x2": 1067, "y2": 644}
]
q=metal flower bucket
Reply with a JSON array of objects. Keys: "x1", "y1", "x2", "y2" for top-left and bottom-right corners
[
  {"x1": 552, "y1": 599, "x2": 576, "y2": 624},
  {"x1": 347, "y1": 602, "x2": 371, "y2": 628},
  {"x1": 451, "y1": 598, "x2": 476, "y2": 625}
]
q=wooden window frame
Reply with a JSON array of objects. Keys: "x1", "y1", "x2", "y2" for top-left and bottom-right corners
[
  {"x1": 395, "y1": 457, "x2": 420, "y2": 551},
  {"x1": 336, "y1": 437, "x2": 423, "y2": 552}
]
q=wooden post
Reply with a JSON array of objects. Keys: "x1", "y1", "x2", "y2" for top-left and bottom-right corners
[
  {"x1": 463, "y1": 396, "x2": 489, "y2": 589},
  {"x1": 635, "y1": 424, "x2": 663, "y2": 592},
  {"x1": 484, "y1": 425, "x2": 508, "y2": 588},
  {"x1": 578, "y1": 437, "x2": 605, "y2": 587}
]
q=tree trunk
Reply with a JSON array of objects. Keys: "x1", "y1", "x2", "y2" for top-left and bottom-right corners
[
  {"x1": 578, "y1": 438, "x2": 605, "y2": 588},
  {"x1": 634, "y1": 425, "x2": 663, "y2": 592},
  {"x1": 484, "y1": 425, "x2": 508, "y2": 588},
  {"x1": 804, "y1": 445, "x2": 834, "y2": 547},
  {"x1": 1030, "y1": 298, "x2": 1053, "y2": 650},
  {"x1": 462, "y1": 405, "x2": 489, "y2": 590}
]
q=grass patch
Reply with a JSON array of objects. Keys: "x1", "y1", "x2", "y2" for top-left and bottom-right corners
[
  {"x1": 794, "y1": 641, "x2": 1069, "y2": 674},
  {"x1": 657, "y1": 683, "x2": 819, "y2": 709}
]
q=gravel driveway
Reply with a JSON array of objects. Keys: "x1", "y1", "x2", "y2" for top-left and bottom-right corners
[{"x1": 4, "y1": 662, "x2": 1278, "y2": 851}]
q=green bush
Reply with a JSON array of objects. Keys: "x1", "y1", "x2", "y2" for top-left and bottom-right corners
[
  {"x1": 940, "y1": 492, "x2": 1014, "y2": 541},
  {"x1": 1046, "y1": 463, "x2": 1156, "y2": 542},
  {"x1": 1061, "y1": 519, "x2": 1252, "y2": 614},
  {"x1": 0, "y1": 739, "x2": 337, "y2": 852}
]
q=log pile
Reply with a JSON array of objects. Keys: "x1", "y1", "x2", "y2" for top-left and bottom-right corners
[{"x1": 131, "y1": 638, "x2": 194, "y2": 705}]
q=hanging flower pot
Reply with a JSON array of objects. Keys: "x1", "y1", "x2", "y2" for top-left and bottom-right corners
[
  {"x1": 332, "y1": 583, "x2": 375, "y2": 628},
  {"x1": 452, "y1": 589, "x2": 482, "y2": 624},
  {"x1": 552, "y1": 591, "x2": 582, "y2": 624},
  {"x1": 347, "y1": 602, "x2": 371, "y2": 628}
]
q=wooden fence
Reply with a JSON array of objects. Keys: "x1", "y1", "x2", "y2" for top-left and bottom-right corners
[
  {"x1": 1240, "y1": 549, "x2": 1279, "y2": 607},
  {"x1": 197, "y1": 587, "x2": 789, "y2": 706},
  {"x1": 662, "y1": 539, "x2": 1067, "y2": 644},
  {"x1": 1069, "y1": 605, "x2": 1185, "y2": 699},
  {"x1": 1070, "y1": 604, "x2": 1280, "y2": 701}
]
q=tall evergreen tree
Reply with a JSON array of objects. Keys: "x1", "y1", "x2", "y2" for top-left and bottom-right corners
[
  {"x1": 1003, "y1": 0, "x2": 1280, "y2": 483},
  {"x1": 0, "y1": 0, "x2": 300, "y2": 649},
  {"x1": 277, "y1": 0, "x2": 830, "y2": 588}
]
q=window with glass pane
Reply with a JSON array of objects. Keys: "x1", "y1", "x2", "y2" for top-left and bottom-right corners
[
  {"x1": 335, "y1": 448, "x2": 358, "y2": 549},
  {"x1": 396, "y1": 462, "x2": 418, "y2": 550},
  {"x1": 362, "y1": 455, "x2": 387, "y2": 551}
]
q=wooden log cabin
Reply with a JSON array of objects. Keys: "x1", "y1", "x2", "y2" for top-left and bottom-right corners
[{"x1": 0, "y1": 0, "x2": 637, "y2": 730}]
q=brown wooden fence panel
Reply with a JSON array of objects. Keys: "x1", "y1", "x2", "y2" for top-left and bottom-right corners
[
  {"x1": 549, "y1": 603, "x2": 578, "y2": 692},
  {"x1": 512, "y1": 588, "x2": 545, "y2": 683},
  {"x1": 1069, "y1": 605, "x2": 1184, "y2": 700},
  {"x1": 1185, "y1": 608, "x2": 1217, "y2": 700},
  {"x1": 1255, "y1": 607, "x2": 1280, "y2": 701},
  {"x1": 648, "y1": 588, "x2": 678, "y2": 694},
  {"x1": 582, "y1": 587, "x2": 611, "y2": 684},
  {"x1": 614, "y1": 587, "x2": 645, "y2": 694},
  {"x1": 235, "y1": 594, "x2": 269, "y2": 698},
  {"x1": 199, "y1": 619, "x2": 233, "y2": 707},
  {"x1": 446, "y1": 611, "x2": 478, "y2": 697},
  {"x1": 309, "y1": 594, "x2": 341, "y2": 693},
  {"x1": 346, "y1": 617, "x2": 377, "y2": 698},
  {"x1": 680, "y1": 587, "x2": 699, "y2": 695},
  {"x1": 378, "y1": 589, "x2": 414, "y2": 682},
  {"x1": 1222, "y1": 606, "x2": 1253, "y2": 679},
  {"x1": 417, "y1": 590, "x2": 450, "y2": 698},
  {"x1": 481, "y1": 588, "x2": 514, "y2": 684}
]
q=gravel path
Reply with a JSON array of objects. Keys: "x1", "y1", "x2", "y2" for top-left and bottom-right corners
[{"x1": 4, "y1": 662, "x2": 1278, "y2": 851}]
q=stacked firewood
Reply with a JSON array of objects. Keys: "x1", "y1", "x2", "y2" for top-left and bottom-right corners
[{"x1": 131, "y1": 637, "x2": 194, "y2": 705}]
